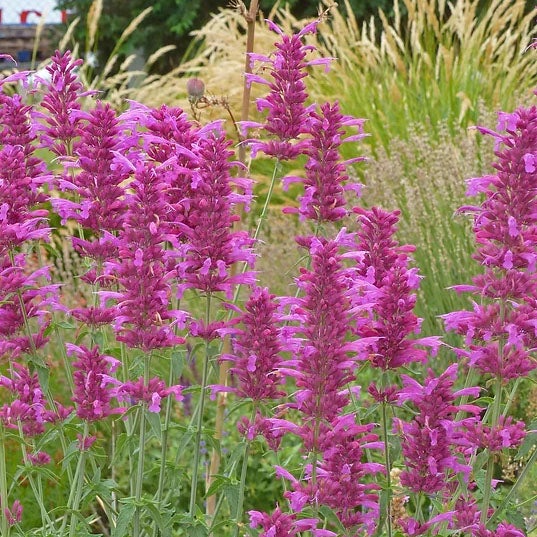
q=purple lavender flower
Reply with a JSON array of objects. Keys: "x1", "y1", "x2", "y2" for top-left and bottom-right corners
[{"x1": 242, "y1": 20, "x2": 329, "y2": 160}]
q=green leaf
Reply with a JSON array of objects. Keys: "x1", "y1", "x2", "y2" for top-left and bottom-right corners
[
  {"x1": 144, "y1": 501, "x2": 173, "y2": 537},
  {"x1": 318, "y1": 505, "x2": 346, "y2": 533},
  {"x1": 224, "y1": 481, "x2": 240, "y2": 512},
  {"x1": 112, "y1": 502, "x2": 135, "y2": 537},
  {"x1": 205, "y1": 475, "x2": 230, "y2": 497},
  {"x1": 145, "y1": 410, "x2": 162, "y2": 442},
  {"x1": 504, "y1": 508, "x2": 527, "y2": 531}
]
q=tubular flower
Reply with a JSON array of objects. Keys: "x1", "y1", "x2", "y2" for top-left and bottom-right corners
[
  {"x1": 106, "y1": 161, "x2": 186, "y2": 351},
  {"x1": 444, "y1": 106, "x2": 537, "y2": 381},
  {"x1": 0, "y1": 363, "x2": 64, "y2": 436},
  {"x1": 394, "y1": 364, "x2": 480, "y2": 494},
  {"x1": 249, "y1": 507, "x2": 335, "y2": 537},
  {"x1": 178, "y1": 123, "x2": 255, "y2": 298},
  {"x1": 37, "y1": 50, "x2": 86, "y2": 156},
  {"x1": 282, "y1": 234, "x2": 371, "y2": 430},
  {"x1": 221, "y1": 286, "x2": 284, "y2": 402},
  {"x1": 52, "y1": 101, "x2": 128, "y2": 234},
  {"x1": 354, "y1": 207, "x2": 441, "y2": 369},
  {"x1": 242, "y1": 20, "x2": 329, "y2": 160},
  {"x1": 117, "y1": 376, "x2": 183, "y2": 413},
  {"x1": 68, "y1": 343, "x2": 123, "y2": 422},
  {"x1": 283, "y1": 102, "x2": 365, "y2": 222}
]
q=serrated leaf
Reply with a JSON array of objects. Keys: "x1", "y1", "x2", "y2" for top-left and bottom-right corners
[
  {"x1": 205, "y1": 475, "x2": 230, "y2": 497},
  {"x1": 504, "y1": 508, "x2": 527, "y2": 531},
  {"x1": 112, "y1": 503, "x2": 135, "y2": 537},
  {"x1": 516, "y1": 431, "x2": 537, "y2": 459},
  {"x1": 224, "y1": 482, "x2": 240, "y2": 512},
  {"x1": 145, "y1": 410, "x2": 162, "y2": 442}
]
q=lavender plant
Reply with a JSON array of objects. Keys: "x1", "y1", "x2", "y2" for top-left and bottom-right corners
[{"x1": 0, "y1": 15, "x2": 535, "y2": 537}]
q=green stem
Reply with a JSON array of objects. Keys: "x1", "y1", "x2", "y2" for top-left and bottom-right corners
[
  {"x1": 0, "y1": 425, "x2": 10, "y2": 537},
  {"x1": 253, "y1": 160, "x2": 280, "y2": 241},
  {"x1": 59, "y1": 421, "x2": 90, "y2": 537},
  {"x1": 233, "y1": 407, "x2": 257, "y2": 537},
  {"x1": 68, "y1": 421, "x2": 90, "y2": 537},
  {"x1": 233, "y1": 443, "x2": 251, "y2": 537},
  {"x1": 381, "y1": 401, "x2": 393, "y2": 537},
  {"x1": 133, "y1": 354, "x2": 152, "y2": 537},
  {"x1": 488, "y1": 441, "x2": 537, "y2": 526},
  {"x1": 481, "y1": 376, "x2": 503, "y2": 524},
  {"x1": 189, "y1": 293, "x2": 212, "y2": 517},
  {"x1": 152, "y1": 355, "x2": 176, "y2": 537}
]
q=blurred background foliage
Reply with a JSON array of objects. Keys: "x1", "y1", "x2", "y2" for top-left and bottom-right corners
[{"x1": 55, "y1": 0, "x2": 396, "y2": 72}]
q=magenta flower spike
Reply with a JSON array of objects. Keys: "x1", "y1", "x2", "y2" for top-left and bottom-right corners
[
  {"x1": 283, "y1": 102, "x2": 365, "y2": 222},
  {"x1": 68, "y1": 343, "x2": 124, "y2": 422},
  {"x1": 221, "y1": 286, "x2": 284, "y2": 402},
  {"x1": 53, "y1": 101, "x2": 128, "y2": 235},
  {"x1": 178, "y1": 123, "x2": 255, "y2": 299},
  {"x1": 242, "y1": 20, "x2": 329, "y2": 160},
  {"x1": 394, "y1": 364, "x2": 480, "y2": 494},
  {"x1": 107, "y1": 161, "x2": 186, "y2": 351},
  {"x1": 37, "y1": 50, "x2": 87, "y2": 156},
  {"x1": 354, "y1": 206, "x2": 441, "y2": 369},
  {"x1": 0, "y1": 363, "x2": 64, "y2": 436},
  {"x1": 444, "y1": 106, "x2": 537, "y2": 381}
]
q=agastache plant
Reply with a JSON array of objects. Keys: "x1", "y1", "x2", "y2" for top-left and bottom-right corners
[
  {"x1": 0, "y1": 14, "x2": 536, "y2": 537},
  {"x1": 443, "y1": 102, "x2": 537, "y2": 530}
]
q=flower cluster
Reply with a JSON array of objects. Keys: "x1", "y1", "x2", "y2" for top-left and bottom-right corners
[
  {"x1": 283, "y1": 102, "x2": 364, "y2": 222},
  {"x1": 222, "y1": 286, "x2": 284, "y2": 402},
  {"x1": 354, "y1": 206, "x2": 441, "y2": 371},
  {"x1": 444, "y1": 106, "x2": 537, "y2": 381},
  {"x1": 178, "y1": 123, "x2": 255, "y2": 299},
  {"x1": 242, "y1": 20, "x2": 328, "y2": 160},
  {"x1": 395, "y1": 364, "x2": 480, "y2": 495}
]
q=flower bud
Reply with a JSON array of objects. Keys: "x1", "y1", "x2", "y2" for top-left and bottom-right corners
[{"x1": 186, "y1": 78, "x2": 205, "y2": 102}]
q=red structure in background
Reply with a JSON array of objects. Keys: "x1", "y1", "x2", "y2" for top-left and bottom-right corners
[
  {"x1": 0, "y1": 3, "x2": 67, "y2": 65},
  {"x1": 0, "y1": 9, "x2": 68, "y2": 24}
]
